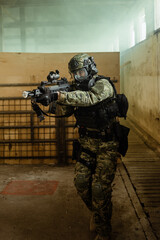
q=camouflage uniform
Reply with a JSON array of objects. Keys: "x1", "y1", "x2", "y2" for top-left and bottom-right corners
[
  {"x1": 57, "y1": 77, "x2": 119, "y2": 237},
  {"x1": 74, "y1": 137, "x2": 118, "y2": 236}
]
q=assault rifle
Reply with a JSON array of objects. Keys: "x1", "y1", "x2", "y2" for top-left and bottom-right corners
[{"x1": 22, "y1": 70, "x2": 71, "y2": 121}]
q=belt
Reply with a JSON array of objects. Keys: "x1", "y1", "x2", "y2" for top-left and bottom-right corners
[{"x1": 78, "y1": 127, "x2": 113, "y2": 141}]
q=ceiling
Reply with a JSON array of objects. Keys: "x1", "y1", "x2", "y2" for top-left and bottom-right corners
[{"x1": 0, "y1": 0, "x2": 151, "y2": 52}]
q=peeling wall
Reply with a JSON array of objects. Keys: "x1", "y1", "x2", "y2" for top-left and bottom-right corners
[{"x1": 120, "y1": 32, "x2": 160, "y2": 143}]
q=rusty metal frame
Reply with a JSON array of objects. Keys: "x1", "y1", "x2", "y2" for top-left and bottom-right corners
[
  {"x1": 0, "y1": 97, "x2": 59, "y2": 163},
  {"x1": 0, "y1": 96, "x2": 77, "y2": 164}
]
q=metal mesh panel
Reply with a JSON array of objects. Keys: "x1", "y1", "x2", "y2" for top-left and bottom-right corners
[
  {"x1": 0, "y1": 97, "x2": 79, "y2": 164},
  {"x1": 0, "y1": 98, "x2": 57, "y2": 164}
]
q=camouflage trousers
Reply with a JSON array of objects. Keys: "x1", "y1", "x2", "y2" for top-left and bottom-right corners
[{"x1": 74, "y1": 136, "x2": 119, "y2": 237}]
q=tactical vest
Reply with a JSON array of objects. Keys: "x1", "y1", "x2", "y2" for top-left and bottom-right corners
[
  {"x1": 74, "y1": 76, "x2": 130, "y2": 156},
  {"x1": 74, "y1": 95, "x2": 118, "y2": 130},
  {"x1": 74, "y1": 76, "x2": 129, "y2": 130}
]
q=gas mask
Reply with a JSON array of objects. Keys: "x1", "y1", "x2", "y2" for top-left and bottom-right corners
[
  {"x1": 72, "y1": 68, "x2": 95, "y2": 91},
  {"x1": 68, "y1": 53, "x2": 98, "y2": 91}
]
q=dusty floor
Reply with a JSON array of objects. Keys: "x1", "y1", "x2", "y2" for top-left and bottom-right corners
[{"x1": 0, "y1": 163, "x2": 155, "y2": 240}]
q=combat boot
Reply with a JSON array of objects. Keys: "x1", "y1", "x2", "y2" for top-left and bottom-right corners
[
  {"x1": 90, "y1": 213, "x2": 96, "y2": 232},
  {"x1": 94, "y1": 234, "x2": 111, "y2": 240}
]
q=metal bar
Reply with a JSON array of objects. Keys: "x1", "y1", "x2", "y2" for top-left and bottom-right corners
[
  {"x1": 1, "y1": 80, "x2": 117, "y2": 87},
  {"x1": 0, "y1": 156, "x2": 57, "y2": 159},
  {"x1": 0, "y1": 125, "x2": 57, "y2": 129},
  {"x1": 0, "y1": 140, "x2": 57, "y2": 143},
  {"x1": 0, "y1": 111, "x2": 33, "y2": 114},
  {"x1": 65, "y1": 138, "x2": 77, "y2": 142},
  {"x1": 0, "y1": 83, "x2": 39, "y2": 87},
  {"x1": 30, "y1": 113, "x2": 34, "y2": 141},
  {"x1": 0, "y1": 111, "x2": 59, "y2": 120},
  {"x1": 0, "y1": 97, "x2": 27, "y2": 100},
  {"x1": 65, "y1": 124, "x2": 75, "y2": 127},
  {"x1": 56, "y1": 105, "x2": 67, "y2": 164}
]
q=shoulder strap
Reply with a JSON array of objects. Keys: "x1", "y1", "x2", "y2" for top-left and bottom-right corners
[
  {"x1": 32, "y1": 102, "x2": 74, "y2": 119},
  {"x1": 40, "y1": 107, "x2": 73, "y2": 118}
]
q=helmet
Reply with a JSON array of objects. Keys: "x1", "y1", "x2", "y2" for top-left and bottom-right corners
[{"x1": 68, "y1": 53, "x2": 98, "y2": 80}]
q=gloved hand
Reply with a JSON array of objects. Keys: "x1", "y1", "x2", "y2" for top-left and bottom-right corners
[{"x1": 36, "y1": 86, "x2": 58, "y2": 106}]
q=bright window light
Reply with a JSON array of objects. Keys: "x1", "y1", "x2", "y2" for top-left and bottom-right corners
[
  {"x1": 154, "y1": 0, "x2": 160, "y2": 30},
  {"x1": 111, "y1": 44, "x2": 114, "y2": 52},
  {"x1": 112, "y1": 38, "x2": 119, "y2": 51},
  {"x1": 130, "y1": 25, "x2": 135, "y2": 47},
  {"x1": 139, "y1": 10, "x2": 146, "y2": 42},
  {"x1": 114, "y1": 38, "x2": 119, "y2": 51}
]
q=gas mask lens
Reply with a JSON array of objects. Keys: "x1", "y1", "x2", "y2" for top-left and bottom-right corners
[{"x1": 73, "y1": 68, "x2": 88, "y2": 81}]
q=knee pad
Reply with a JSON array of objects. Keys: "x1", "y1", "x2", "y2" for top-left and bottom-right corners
[
  {"x1": 92, "y1": 182, "x2": 104, "y2": 200},
  {"x1": 74, "y1": 174, "x2": 88, "y2": 192}
]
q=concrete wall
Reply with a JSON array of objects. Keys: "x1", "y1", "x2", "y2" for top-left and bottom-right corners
[{"x1": 120, "y1": 32, "x2": 160, "y2": 144}]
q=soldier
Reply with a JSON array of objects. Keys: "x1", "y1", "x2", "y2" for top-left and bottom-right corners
[{"x1": 40, "y1": 53, "x2": 120, "y2": 240}]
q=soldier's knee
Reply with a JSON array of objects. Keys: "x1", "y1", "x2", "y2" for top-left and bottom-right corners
[
  {"x1": 92, "y1": 182, "x2": 104, "y2": 200},
  {"x1": 74, "y1": 174, "x2": 89, "y2": 193}
]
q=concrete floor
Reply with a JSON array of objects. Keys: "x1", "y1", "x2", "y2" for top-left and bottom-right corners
[{"x1": 0, "y1": 163, "x2": 155, "y2": 240}]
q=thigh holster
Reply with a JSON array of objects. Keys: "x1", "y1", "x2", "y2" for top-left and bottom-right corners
[{"x1": 72, "y1": 139, "x2": 96, "y2": 172}]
